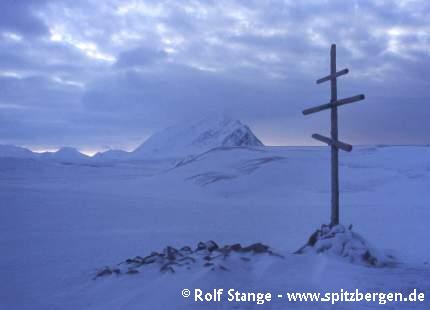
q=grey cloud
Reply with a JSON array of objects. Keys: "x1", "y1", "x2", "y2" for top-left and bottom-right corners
[
  {"x1": 0, "y1": 0, "x2": 429, "y2": 149},
  {"x1": 0, "y1": 0, "x2": 49, "y2": 37},
  {"x1": 0, "y1": 75, "x2": 83, "y2": 108},
  {"x1": 115, "y1": 47, "x2": 167, "y2": 68}
]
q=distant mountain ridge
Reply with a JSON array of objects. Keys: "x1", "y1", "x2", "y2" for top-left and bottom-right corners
[
  {"x1": 0, "y1": 145, "x2": 89, "y2": 162},
  {"x1": 0, "y1": 115, "x2": 264, "y2": 161},
  {"x1": 0, "y1": 145, "x2": 35, "y2": 158},
  {"x1": 39, "y1": 147, "x2": 89, "y2": 161}
]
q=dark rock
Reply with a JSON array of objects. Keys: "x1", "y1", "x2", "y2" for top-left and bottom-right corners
[
  {"x1": 219, "y1": 265, "x2": 229, "y2": 271},
  {"x1": 307, "y1": 230, "x2": 320, "y2": 247},
  {"x1": 362, "y1": 250, "x2": 378, "y2": 266},
  {"x1": 160, "y1": 263, "x2": 175, "y2": 273},
  {"x1": 126, "y1": 257, "x2": 140, "y2": 264},
  {"x1": 205, "y1": 240, "x2": 219, "y2": 252},
  {"x1": 126, "y1": 268, "x2": 139, "y2": 275},
  {"x1": 141, "y1": 253, "x2": 159, "y2": 265},
  {"x1": 230, "y1": 243, "x2": 242, "y2": 251},
  {"x1": 242, "y1": 243, "x2": 269, "y2": 254},
  {"x1": 164, "y1": 246, "x2": 181, "y2": 261},
  {"x1": 95, "y1": 267, "x2": 112, "y2": 278},
  {"x1": 268, "y1": 251, "x2": 285, "y2": 258},
  {"x1": 95, "y1": 240, "x2": 283, "y2": 279},
  {"x1": 196, "y1": 242, "x2": 207, "y2": 251}
]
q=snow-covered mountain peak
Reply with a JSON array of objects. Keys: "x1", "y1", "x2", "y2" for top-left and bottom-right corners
[
  {"x1": 56, "y1": 146, "x2": 81, "y2": 155},
  {"x1": 132, "y1": 115, "x2": 263, "y2": 158}
]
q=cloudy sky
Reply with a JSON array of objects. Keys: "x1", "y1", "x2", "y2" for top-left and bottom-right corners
[{"x1": 0, "y1": 0, "x2": 429, "y2": 153}]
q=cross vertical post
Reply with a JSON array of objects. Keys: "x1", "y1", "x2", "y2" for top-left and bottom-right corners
[
  {"x1": 330, "y1": 44, "x2": 339, "y2": 226},
  {"x1": 302, "y1": 43, "x2": 365, "y2": 227}
]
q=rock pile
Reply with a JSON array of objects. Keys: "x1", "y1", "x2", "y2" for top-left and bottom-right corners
[
  {"x1": 295, "y1": 224, "x2": 396, "y2": 267},
  {"x1": 94, "y1": 241, "x2": 282, "y2": 279}
]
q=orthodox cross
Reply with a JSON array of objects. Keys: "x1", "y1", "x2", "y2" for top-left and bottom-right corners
[{"x1": 302, "y1": 44, "x2": 365, "y2": 226}]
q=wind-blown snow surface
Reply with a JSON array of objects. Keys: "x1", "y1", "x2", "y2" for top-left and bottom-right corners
[{"x1": 1, "y1": 146, "x2": 430, "y2": 309}]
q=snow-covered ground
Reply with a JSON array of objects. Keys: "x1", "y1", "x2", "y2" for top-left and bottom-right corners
[{"x1": 1, "y1": 145, "x2": 429, "y2": 309}]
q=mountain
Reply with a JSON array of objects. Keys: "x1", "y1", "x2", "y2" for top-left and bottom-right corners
[
  {"x1": 0, "y1": 145, "x2": 90, "y2": 163},
  {"x1": 0, "y1": 116, "x2": 263, "y2": 162},
  {"x1": 40, "y1": 147, "x2": 89, "y2": 162},
  {"x1": 0, "y1": 145, "x2": 35, "y2": 158},
  {"x1": 132, "y1": 115, "x2": 264, "y2": 158}
]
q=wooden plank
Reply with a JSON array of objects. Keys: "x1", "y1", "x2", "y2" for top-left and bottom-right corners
[
  {"x1": 335, "y1": 94, "x2": 365, "y2": 107},
  {"x1": 330, "y1": 44, "x2": 340, "y2": 226},
  {"x1": 316, "y1": 68, "x2": 349, "y2": 84},
  {"x1": 302, "y1": 94, "x2": 365, "y2": 115},
  {"x1": 312, "y1": 134, "x2": 352, "y2": 152},
  {"x1": 302, "y1": 102, "x2": 332, "y2": 115}
]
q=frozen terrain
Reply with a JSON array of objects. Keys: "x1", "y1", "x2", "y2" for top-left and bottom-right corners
[
  {"x1": 1, "y1": 119, "x2": 429, "y2": 309},
  {"x1": 132, "y1": 115, "x2": 263, "y2": 158}
]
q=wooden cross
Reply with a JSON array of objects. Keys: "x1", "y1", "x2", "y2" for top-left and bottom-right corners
[{"x1": 302, "y1": 44, "x2": 365, "y2": 226}]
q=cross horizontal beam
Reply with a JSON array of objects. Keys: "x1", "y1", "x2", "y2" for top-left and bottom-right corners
[
  {"x1": 302, "y1": 94, "x2": 365, "y2": 115},
  {"x1": 312, "y1": 133, "x2": 352, "y2": 152},
  {"x1": 316, "y1": 68, "x2": 349, "y2": 84}
]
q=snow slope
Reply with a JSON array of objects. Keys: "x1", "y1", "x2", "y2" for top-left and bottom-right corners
[
  {"x1": 132, "y1": 115, "x2": 263, "y2": 158},
  {"x1": 1, "y1": 145, "x2": 429, "y2": 309},
  {"x1": 92, "y1": 149, "x2": 130, "y2": 161}
]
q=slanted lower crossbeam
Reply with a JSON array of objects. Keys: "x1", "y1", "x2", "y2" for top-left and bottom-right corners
[{"x1": 312, "y1": 134, "x2": 352, "y2": 152}]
